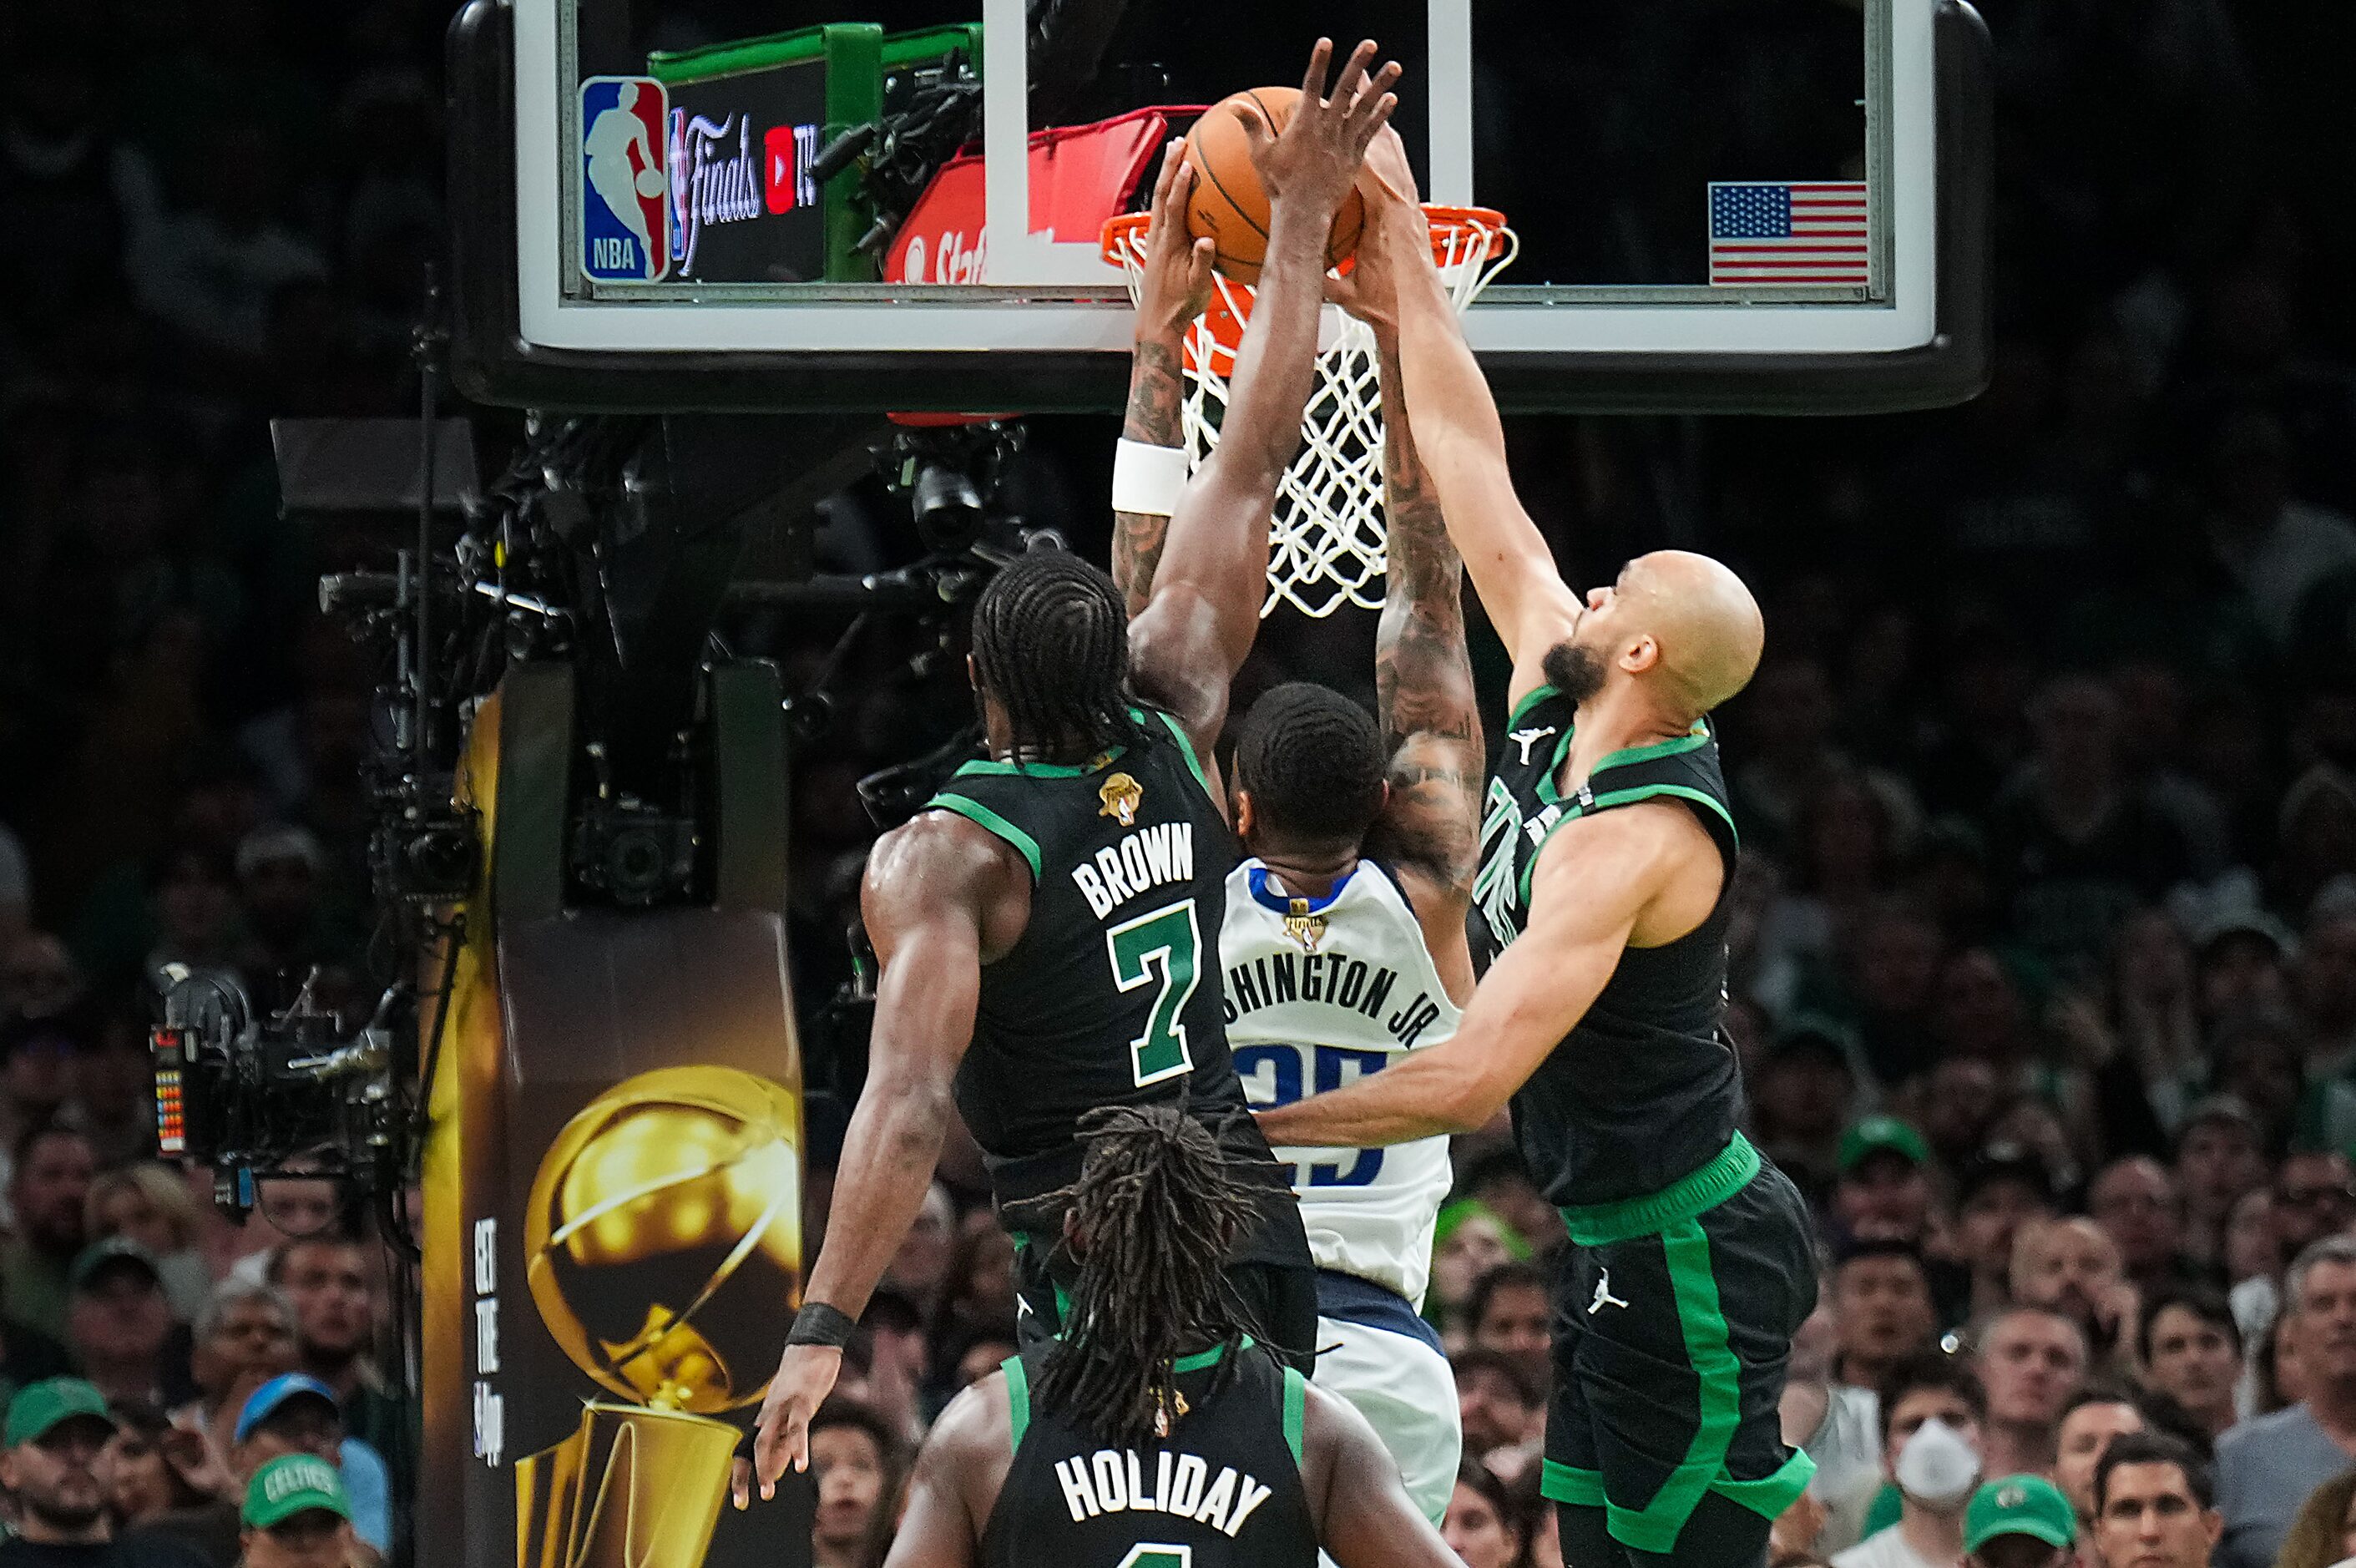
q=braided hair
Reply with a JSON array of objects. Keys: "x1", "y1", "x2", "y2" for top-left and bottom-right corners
[
  {"x1": 971, "y1": 552, "x2": 1149, "y2": 762},
  {"x1": 1032, "y1": 1105, "x2": 1266, "y2": 1450},
  {"x1": 1233, "y1": 682, "x2": 1388, "y2": 846}
]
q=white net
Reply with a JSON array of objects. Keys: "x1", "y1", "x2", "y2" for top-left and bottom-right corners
[{"x1": 1105, "y1": 207, "x2": 1517, "y2": 618}]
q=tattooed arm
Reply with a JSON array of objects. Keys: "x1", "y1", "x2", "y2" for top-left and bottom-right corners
[
  {"x1": 1110, "y1": 143, "x2": 1211, "y2": 617},
  {"x1": 1112, "y1": 332, "x2": 1186, "y2": 616},
  {"x1": 1337, "y1": 200, "x2": 1484, "y2": 1001}
]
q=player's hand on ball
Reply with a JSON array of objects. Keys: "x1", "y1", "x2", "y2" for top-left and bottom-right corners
[
  {"x1": 1138, "y1": 141, "x2": 1216, "y2": 338},
  {"x1": 736, "y1": 1341, "x2": 844, "y2": 1506},
  {"x1": 1357, "y1": 124, "x2": 1420, "y2": 209},
  {"x1": 1324, "y1": 195, "x2": 1400, "y2": 333},
  {"x1": 1239, "y1": 38, "x2": 1402, "y2": 216}
]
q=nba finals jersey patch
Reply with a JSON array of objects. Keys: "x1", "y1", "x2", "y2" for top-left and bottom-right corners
[
  {"x1": 1282, "y1": 899, "x2": 1326, "y2": 953},
  {"x1": 1099, "y1": 772, "x2": 1143, "y2": 827},
  {"x1": 579, "y1": 77, "x2": 670, "y2": 282}
]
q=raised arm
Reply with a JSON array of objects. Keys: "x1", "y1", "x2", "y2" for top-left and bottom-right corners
[
  {"x1": 1254, "y1": 801, "x2": 1696, "y2": 1146},
  {"x1": 1356, "y1": 129, "x2": 1580, "y2": 701},
  {"x1": 739, "y1": 814, "x2": 1022, "y2": 1500},
  {"x1": 1128, "y1": 38, "x2": 1400, "y2": 756},
  {"x1": 1334, "y1": 215, "x2": 1484, "y2": 948},
  {"x1": 1110, "y1": 143, "x2": 1212, "y2": 620},
  {"x1": 1302, "y1": 1383, "x2": 1462, "y2": 1568}
]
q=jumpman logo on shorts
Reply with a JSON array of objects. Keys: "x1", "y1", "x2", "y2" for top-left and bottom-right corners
[{"x1": 1588, "y1": 1269, "x2": 1630, "y2": 1314}]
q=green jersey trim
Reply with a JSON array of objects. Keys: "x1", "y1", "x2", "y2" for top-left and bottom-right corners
[
  {"x1": 1170, "y1": 1334, "x2": 1255, "y2": 1374},
  {"x1": 1002, "y1": 1353, "x2": 1030, "y2": 1452},
  {"x1": 1535, "y1": 723, "x2": 1711, "y2": 805},
  {"x1": 1506, "y1": 684, "x2": 1563, "y2": 730},
  {"x1": 1557, "y1": 1133, "x2": 1761, "y2": 1245},
  {"x1": 927, "y1": 792, "x2": 1044, "y2": 882},
  {"x1": 1711, "y1": 1449, "x2": 1818, "y2": 1520},
  {"x1": 1540, "y1": 1461, "x2": 1604, "y2": 1505},
  {"x1": 1282, "y1": 1367, "x2": 1307, "y2": 1468},
  {"x1": 952, "y1": 751, "x2": 1120, "y2": 780},
  {"x1": 1514, "y1": 783, "x2": 1740, "y2": 908},
  {"x1": 1617, "y1": 1219, "x2": 1742, "y2": 1551},
  {"x1": 1147, "y1": 708, "x2": 1213, "y2": 797}
]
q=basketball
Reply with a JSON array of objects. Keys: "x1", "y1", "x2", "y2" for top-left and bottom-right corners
[{"x1": 1183, "y1": 86, "x2": 1366, "y2": 286}]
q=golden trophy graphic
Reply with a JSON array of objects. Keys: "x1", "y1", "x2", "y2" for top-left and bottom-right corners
[{"x1": 515, "y1": 1066, "x2": 801, "y2": 1568}]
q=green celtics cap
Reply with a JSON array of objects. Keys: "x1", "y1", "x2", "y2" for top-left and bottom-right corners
[
  {"x1": 243, "y1": 1454, "x2": 351, "y2": 1530},
  {"x1": 1965, "y1": 1475, "x2": 2075, "y2": 1553},
  {"x1": 1839, "y1": 1115, "x2": 1929, "y2": 1173},
  {"x1": 4, "y1": 1378, "x2": 116, "y2": 1447}
]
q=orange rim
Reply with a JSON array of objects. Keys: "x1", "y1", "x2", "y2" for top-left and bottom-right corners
[{"x1": 1100, "y1": 203, "x2": 1509, "y2": 268}]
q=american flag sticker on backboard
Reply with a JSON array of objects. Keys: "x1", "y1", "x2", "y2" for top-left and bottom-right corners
[{"x1": 1708, "y1": 183, "x2": 1868, "y2": 286}]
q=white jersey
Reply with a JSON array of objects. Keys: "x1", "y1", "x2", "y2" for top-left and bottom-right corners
[{"x1": 1221, "y1": 857, "x2": 1460, "y2": 1306}]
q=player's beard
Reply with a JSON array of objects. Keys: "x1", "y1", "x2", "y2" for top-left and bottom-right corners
[{"x1": 1542, "y1": 640, "x2": 1609, "y2": 703}]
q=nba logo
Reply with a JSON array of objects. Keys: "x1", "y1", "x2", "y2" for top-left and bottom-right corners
[{"x1": 579, "y1": 76, "x2": 670, "y2": 282}]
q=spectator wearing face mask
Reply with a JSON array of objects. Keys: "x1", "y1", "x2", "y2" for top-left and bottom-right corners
[
  {"x1": 2216, "y1": 1237, "x2": 2356, "y2": 1568},
  {"x1": 1974, "y1": 1306, "x2": 2091, "y2": 1480},
  {"x1": 1833, "y1": 1354, "x2": 1987, "y2": 1568}
]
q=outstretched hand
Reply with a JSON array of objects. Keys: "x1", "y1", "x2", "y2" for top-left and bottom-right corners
[
  {"x1": 1135, "y1": 140, "x2": 1216, "y2": 340},
  {"x1": 731, "y1": 1341, "x2": 844, "y2": 1509},
  {"x1": 1239, "y1": 38, "x2": 1403, "y2": 219}
]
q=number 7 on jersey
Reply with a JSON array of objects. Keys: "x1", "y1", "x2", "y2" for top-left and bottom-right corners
[{"x1": 1106, "y1": 898, "x2": 1201, "y2": 1086}]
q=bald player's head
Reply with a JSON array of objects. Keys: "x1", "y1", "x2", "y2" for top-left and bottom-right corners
[{"x1": 1539, "y1": 551, "x2": 1765, "y2": 724}]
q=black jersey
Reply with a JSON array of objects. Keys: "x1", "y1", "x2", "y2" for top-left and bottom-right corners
[
  {"x1": 927, "y1": 711, "x2": 1308, "y2": 1265},
  {"x1": 1469, "y1": 686, "x2": 1743, "y2": 1209},
  {"x1": 980, "y1": 1338, "x2": 1319, "y2": 1568}
]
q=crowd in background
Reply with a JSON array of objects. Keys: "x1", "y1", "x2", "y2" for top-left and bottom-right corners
[{"x1": 3, "y1": 0, "x2": 2354, "y2": 1564}]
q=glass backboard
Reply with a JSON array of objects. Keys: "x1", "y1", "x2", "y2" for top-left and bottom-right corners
[{"x1": 449, "y1": 0, "x2": 1989, "y2": 413}]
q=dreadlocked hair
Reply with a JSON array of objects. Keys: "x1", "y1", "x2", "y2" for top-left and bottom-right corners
[
  {"x1": 1032, "y1": 1105, "x2": 1267, "y2": 1450},
  {"x1": 970, "y1": 551, "x2": 1149, "y2": 762}
]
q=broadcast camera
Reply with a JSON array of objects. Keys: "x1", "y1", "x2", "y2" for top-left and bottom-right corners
[
  {"x1": 165, "y1": 346, "x2": 1059, "y2": 1230},
  {"x1": 150, "y1": 965, "x2": 400, "y2": 1223}
]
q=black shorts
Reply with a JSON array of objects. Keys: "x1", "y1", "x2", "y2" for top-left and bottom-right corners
[
  {"x1": 1012, "y1": 1237, "x2": 1321, "y2": 1371},
  {"x1": 1540, "y1": 1136, "x2": 1819, "y2": 1557}
]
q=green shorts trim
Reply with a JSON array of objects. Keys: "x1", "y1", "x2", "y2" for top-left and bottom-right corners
[{"x1": 1559, "y1": 1134, "x2": 1762, "y2": 1246}]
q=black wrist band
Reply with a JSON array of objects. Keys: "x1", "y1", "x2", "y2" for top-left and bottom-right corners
[{"x1": 786, "y1": 1302, "x2": 857, "y2": 1348}]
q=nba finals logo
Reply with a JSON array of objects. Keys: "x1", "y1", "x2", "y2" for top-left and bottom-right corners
[{"x1": 579, "y1": 77, "x2": 670, "y2": 283}]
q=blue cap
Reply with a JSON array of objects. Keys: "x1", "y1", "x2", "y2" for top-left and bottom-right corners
[{"x1": 235, "y1": 1373, "x2": 341, "y2": 1444}]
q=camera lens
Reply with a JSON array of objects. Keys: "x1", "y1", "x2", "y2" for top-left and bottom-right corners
[{"x1": 911, "y1": 461, "x2": 983, "y2": 550}]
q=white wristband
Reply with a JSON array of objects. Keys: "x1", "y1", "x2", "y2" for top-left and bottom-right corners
[{"x1": 1111, "y1": 438, "x2": 1189, "y2": 517}]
